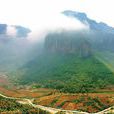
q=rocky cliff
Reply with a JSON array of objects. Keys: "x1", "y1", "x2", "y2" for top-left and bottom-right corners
[{"x1": 44, "y1": 32, "x2": 92, "y2": 58}]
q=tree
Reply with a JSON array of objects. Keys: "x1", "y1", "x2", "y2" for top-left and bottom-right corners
[{"x1": 63, "y1": 75, "x2": 95, "y2": 94}]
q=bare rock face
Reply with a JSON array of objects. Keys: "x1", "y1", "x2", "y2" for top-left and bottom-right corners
[{"x1": 44, "y1": 32, "x2": 92, "y2": 58}]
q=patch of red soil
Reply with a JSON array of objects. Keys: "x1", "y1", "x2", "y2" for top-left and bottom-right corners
[
  {"x1": 55, "y1": 95, "x2": 78, "y2": 107},
  {"x1": 62, "y1": 102, "x2": 76, "y2": 110},
  {"x1": 36, "y1": 94, "x2": 114, "y2": 113},
  {"x1": 35, "y1": 95, "x2": 60, "y2": 106},
  {"x1": 0, "y1": 86, "x2": 52, "y2": 98}
]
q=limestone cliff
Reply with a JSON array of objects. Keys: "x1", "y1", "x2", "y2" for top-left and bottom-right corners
[{"x1": 44, "y1": 32, "x2": 92, "y2": 58}]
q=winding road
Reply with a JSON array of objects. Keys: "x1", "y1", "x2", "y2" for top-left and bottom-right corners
[
  {"x1": 0, "y1": 93, "x2": 88, "y2": 114},
  {"x1": 0, "y1": 93, "x2": 114, "y2": 114}
]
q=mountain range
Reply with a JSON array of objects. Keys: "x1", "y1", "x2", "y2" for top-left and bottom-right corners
[
  {"x1": 63, "y1": 10, "x2": 114, "y2": 33},
  {"x1": 1, "y1": 10, "x2": 114, "y2": 93}
]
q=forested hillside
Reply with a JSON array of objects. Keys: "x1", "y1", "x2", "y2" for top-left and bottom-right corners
[{"x1": 10, "y1": 53, "x2": 114, "y2": 93}]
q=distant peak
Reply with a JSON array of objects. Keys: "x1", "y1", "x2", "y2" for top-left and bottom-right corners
[
  {"x1": 62, "y1": 10, "x2": 87, "y2": 21},
  {"x1": 62, "y1": 10, "x2": 114, "y2": 33}
]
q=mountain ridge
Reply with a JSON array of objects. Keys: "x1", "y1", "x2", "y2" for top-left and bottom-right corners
[{"x1": 63, "y1": 10, "x2": 114, "y2": 33}]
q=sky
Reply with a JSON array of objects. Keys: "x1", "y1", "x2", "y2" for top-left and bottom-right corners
[
  {"x1": 0, "y1": 0, "x2": 114, "y2": 31},
  {"x1": 0, "y1": 0, "x2": 114, "y2": 29}
]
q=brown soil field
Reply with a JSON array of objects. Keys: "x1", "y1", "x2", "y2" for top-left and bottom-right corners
[
  {"x1": 0, "y1": 76, "x2": 114, "y2": 113},
  {"x1": 0, "y1": 86, "x2": 53, "y2": 98},
  {"x1": 34, "y1": 93, "x2": 114, "y2": 113}
]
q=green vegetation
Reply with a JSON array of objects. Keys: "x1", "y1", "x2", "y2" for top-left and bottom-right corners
[
  {"x1": 50, "y1": 96, "x2": 60, "y2": 107},
  {"x1": 96, "y1": 51, "x2": 114, "y2": 73},
  {"x1": 0, "y1": 96, "x2": 37, "y2": 113},
  {"x1": 0, "y1": 96, "x2": 53, "y2": 114},
  {"x1": 10, "y1": 53, "x2": 114, "y2": 93},
  {"x1": 75, "y1": 96, "x2": 113, "y2": 113}
]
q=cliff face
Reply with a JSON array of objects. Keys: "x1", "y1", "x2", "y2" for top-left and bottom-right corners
[{"x1": 44, "y1": 32, "x2": 92, "y2": 58}]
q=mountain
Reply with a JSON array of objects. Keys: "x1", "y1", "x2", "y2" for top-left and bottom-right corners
[
  {"x1": 11, "y1": 32, "x2": 114, "y2": 93},
  {"x1": 45, "y1": 32, "x2": 92, "y2": 58},
  {"x1": 63, "y1": 10, "x2": 114, "y2": 33},
  {"x1": 62, "y1": 10, "x2": 114, "y2": 52},
  {"x1": 15, "y1": 25, "x2": 31, "y2": 37},
  {"x1": 0, "y1": 24, "x2": 31, "y2": 38},
  {"x1": 2, "y1": 10, "x2": 114, "y2": 93},
  {"x1": 1, "y1": 10, "x2": 114, "y2": 114}
]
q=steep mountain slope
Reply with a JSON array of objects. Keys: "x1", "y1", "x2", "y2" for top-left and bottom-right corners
[
  {"x1": 63, "y1": 10, "x2": 114, "y2": 52},
  {"x1": 11, "y1": 52, "x2": 114, "y2": 93},
  {"x1": 1, "y1": 11, "x2": 114, "y2": 93},
  {"x1": 45, "y1": 32, "x2": 92, "y2": 58},
  {"x1": 62, "y1": 11, "x2": 114, "y2": 73}
]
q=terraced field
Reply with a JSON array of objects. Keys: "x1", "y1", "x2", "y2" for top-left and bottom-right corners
[
  {"x1": 0, "y1": 86, "x2": 53, "y2": 98},
  {"x1": 1, "y1": 75, "x2": 114, "y2": 113},
  {"x1": 1, "y1": 84, "x2": 114, "y2": 113},
  {"x1": 33, "y1": 93, "x2": 114, "y2": 113}
]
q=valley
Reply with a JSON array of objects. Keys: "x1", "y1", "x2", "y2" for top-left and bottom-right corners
[
  {"x1": 1, "y1": 84, "x2": 114, "y2": 113},
  {"x1": 1, "y1": 76, "x2": 114, "y2": 113},
  {"x1": 1, "y1": 50, "x2": 114, "y2": 113}
]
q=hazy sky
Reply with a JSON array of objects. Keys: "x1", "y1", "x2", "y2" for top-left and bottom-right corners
[{"x1": 0, "y1": 0, "x2": 114, "y2": 31}]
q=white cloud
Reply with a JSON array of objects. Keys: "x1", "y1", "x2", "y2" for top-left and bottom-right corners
[
  {"x1": 0, "y1": 0, "x2": 114, "y2": 41},
  {"x1": 27, "y1": 13, "x2": 89, "y2": 42},
  {"x1": 0, "y1": 0, "x2": 114, "y2": 29}
]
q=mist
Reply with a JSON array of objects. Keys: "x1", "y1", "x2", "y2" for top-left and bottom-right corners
[
  {"x1": 27, "y1": 13, "x2": 89, "y2": 42},
  {"x1": 0, "y1": 11, "x2": 90, "y2": 73}
]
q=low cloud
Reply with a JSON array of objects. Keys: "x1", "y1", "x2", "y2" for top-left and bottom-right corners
[{"x1": 27, "y1": 13, "x2": 89, "y2": 42}]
